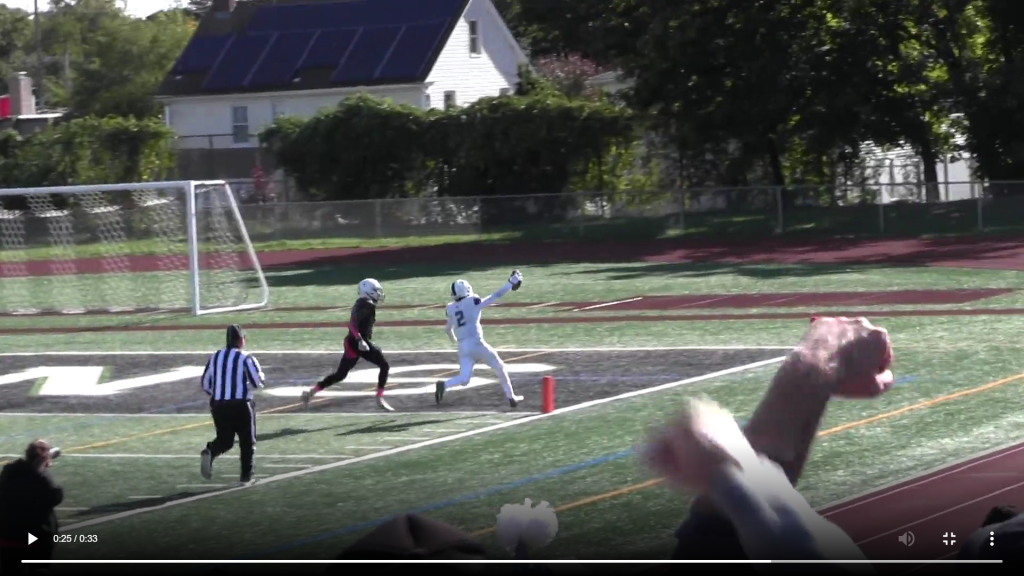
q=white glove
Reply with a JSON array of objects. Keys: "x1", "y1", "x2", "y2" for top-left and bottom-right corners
[{"x1": 358, "y1": 339, "x2": 370, "y2": 352}]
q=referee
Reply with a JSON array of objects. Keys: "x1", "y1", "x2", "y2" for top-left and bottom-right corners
[{"x1": 200, "y1": 325, "x2": 265, "y2": 485}]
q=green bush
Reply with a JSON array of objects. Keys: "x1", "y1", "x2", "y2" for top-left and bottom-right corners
[
  {"x1": 0, "y1": 116, "x2": 175, "y2": 192},
  {"x1": 261, "y1": 89, "x2": 641, "y2": 206}
]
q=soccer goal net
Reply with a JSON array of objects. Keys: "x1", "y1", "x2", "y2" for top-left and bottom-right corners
[{"x1": 0, "y1": 180, "x2": 269, "y2": 316}]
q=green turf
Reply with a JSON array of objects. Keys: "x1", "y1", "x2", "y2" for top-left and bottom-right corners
[{"x1": 1, "y1": 258, "x2": 1023, "y2": 562}]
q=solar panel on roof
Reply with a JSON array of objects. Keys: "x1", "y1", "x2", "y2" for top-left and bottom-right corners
[
  {"x1": 297, "y1": 28, "x2": 359, "y2": 70},
  {"x1": 202, "y1": 33, "x2": 274, "y2": 92},
  {"x1": 247, "y1": 0, "x2": 465, "y2": 32},
  {"x1": 171, "y1": 35, "x2": 232, "y2": 75},
  {"x1": 375, "y1": 20, "x2": 448, "y2": 83},
  {"x1": 247, "y1": 31, "x2": 317, "y2": 88},
  {"x1": 332, "y1": 25, "x2": 403, "y2": 84}
]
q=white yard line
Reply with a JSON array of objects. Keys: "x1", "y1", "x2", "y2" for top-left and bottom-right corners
[
  {"x1": 0, "y1": 346, "x2": 793, "y2": 357},
  {"x1": 571, "y1": 297, "x2": 644, "y2": 312},
  {"x1": 62, "y1": 356, "x2": 784, "y2": 533}
]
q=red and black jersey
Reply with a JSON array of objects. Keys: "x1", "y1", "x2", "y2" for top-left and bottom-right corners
[{"x1": 347, "y1": 297, "x2": 377, "y2": 342}]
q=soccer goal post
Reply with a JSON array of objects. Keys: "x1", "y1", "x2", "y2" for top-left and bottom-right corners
[{"x1": 0, "y1": 180, "x2": 270, "y2": 316}]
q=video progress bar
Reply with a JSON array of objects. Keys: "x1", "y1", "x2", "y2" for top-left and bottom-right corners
[{"x1": 23, "y1": 560, "x2": 1005, "y2": 564}]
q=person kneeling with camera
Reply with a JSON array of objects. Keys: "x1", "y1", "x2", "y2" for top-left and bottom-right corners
[{"x1": 0, "y1": 439, "x2": 64, "y2": 574}]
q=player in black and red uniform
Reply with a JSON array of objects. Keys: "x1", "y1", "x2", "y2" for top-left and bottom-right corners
[{"x1": 301, "y1": 278, "x2": 393, "y2": 412}]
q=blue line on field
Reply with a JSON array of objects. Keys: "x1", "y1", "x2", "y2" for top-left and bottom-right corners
[{"x1": 241, "y1": 448, "x2": 638, "y2": 558}]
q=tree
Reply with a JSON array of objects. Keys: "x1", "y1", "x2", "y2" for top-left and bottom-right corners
[
  {"x1": 0, "y1": 6, "x2": 32, "y2": 95},
  {"x1": 68, "y1": 9, "x2": 193, "y2": 118}
]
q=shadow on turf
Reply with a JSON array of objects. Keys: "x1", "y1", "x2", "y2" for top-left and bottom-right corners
[
  {"x1": 67, "y1": 490, "x2": 217, "y2": 518},
  {"x1": 335, "y1": 416, "x2": 479, "y2": 437},
  {"x1": 246, "y1": 234, "x2": 1024, "y2": 291},
  {"x1": 257, "y1": 426, "x2": 346, "y2": 442}
]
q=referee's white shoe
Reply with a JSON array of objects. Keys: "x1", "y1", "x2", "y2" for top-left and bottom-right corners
[{"x1": 200, "y1": 448, "x2": 213, "y2": 480}]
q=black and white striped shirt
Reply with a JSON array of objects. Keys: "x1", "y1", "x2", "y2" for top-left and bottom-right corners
[{"x1": 201, "y1": 347, "x2": 264, "y2": 401}]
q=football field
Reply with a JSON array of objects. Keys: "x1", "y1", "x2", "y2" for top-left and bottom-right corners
[{"x1": 4, "y1": 239, "x2": 1024, "y2": 566}]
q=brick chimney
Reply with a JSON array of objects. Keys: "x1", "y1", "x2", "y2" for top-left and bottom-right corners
[
  {"x1": 7, "y1": 72, "x2": 35, "y2": 117},
  {"x1": 212, "y1": 0, "x2": 236, "y2": 12}
]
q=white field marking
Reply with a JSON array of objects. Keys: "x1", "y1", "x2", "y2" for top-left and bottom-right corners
[
  {"x1": 0, "y1": 454, "x2": 355, "y2": 459},
  {"x1": 524, "y1": 301, "x2": 560, "y2": 309},
  {"x1": 819, "y1": 438, "x2": 1024, "y2": 515},
  {"x1": 0, "y1": 411, "x2": 536, "y2": 418},
  {"x1": 62, "y1": 355, "x2": 785, "y2": 533},
  {"x1": 571, "y1": 297, "x2": 644, "y2": 312},
  {"x1": 671, "y1": 296, "x2": 733, "y2": 309},
  {"x1": 0, "y1": 346, "x2": 794, "y2": 356}
]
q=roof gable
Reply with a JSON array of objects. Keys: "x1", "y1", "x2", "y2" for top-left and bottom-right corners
[{"x1": 159, "y1": 0, "x2": 469, "y2": 97}]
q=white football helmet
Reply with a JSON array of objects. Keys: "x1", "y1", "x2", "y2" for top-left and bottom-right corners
[
  {"x1": 451, "y1": 279, "x2": 473, "y2": 300},
  {"x1": 358, "y1": 278, "x2": 385, "y2": 303}
]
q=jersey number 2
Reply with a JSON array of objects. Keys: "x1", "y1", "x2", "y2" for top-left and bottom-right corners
[{"x1": 455, "y1": 310, "x2": 466, "y2": 328}]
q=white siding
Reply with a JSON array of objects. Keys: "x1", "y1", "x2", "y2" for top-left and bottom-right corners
[
  {"x1": 167, "y1": 86, "x2": 425, "y2": 148},
  {"x1": 424, "y1": 0, "x2": 525, "y2": 108}
]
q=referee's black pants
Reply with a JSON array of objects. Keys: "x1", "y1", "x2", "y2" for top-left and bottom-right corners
[{"x1": 207, "y1": 399, "x2": 256, "y2": 482}]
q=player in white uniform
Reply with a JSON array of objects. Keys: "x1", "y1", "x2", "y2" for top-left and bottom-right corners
[{"x1": 435, "y1": 270, "x2": 524, "y2": 408}]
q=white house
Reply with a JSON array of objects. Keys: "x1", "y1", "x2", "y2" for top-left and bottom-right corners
[{"x1": 157, "y1": 0, "x2": 529, "y2": 151}]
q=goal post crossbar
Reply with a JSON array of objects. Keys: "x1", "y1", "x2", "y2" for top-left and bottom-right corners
[{"x1": 0, "y1": 180, "x2": 270, "y2": 317}]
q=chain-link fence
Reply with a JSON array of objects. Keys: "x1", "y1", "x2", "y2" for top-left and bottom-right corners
[{"x1": 226, "y1": 180, "x2": 1023, "y2": 243}]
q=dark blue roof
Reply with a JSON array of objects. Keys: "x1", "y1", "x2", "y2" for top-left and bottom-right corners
[{"x1": 162, "y1": 0, "x2": 468, "y2": 96}]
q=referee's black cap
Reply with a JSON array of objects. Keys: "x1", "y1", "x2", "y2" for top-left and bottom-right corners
[{"x1": 226, "y1": 324, "x2": 245, "y2": 347}]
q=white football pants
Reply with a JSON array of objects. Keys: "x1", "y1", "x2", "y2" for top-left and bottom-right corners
[{"x1": 444, "y1": 339, "x2": 516, "y2": 399}]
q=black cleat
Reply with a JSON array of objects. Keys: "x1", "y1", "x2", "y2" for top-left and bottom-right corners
[
  {"x1": 509, "y1": 395, "x2": 524, "y2": 408},
  {"x1": 435, "y1": 380, "x2": 445, "y2": 404}
]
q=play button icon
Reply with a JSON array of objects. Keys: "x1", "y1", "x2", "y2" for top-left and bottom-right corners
[{"x1": 28, "y1": 533, "x2": 37, "y2": 545}]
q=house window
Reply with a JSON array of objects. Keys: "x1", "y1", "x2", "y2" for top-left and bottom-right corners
[
  {"x1": 443, "y1": 91, "x2": 457, "y2": 110},
  {"x1": 499, "y1": 87, "x2": 511, "y2": 96},
  {"x1": 231, "y1": 105, "x2": 249, "y2": 144},
  {"x1": 468, "y1": 20, "x2": 481, "y2": 55}
]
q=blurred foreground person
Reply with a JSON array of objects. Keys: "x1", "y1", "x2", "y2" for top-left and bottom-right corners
[
  {"x1": 668, "y1": 316, "x2": 894, "y2": 563},
  {"x1": 957, "y1": 505, "x2": 1023, "y2": 571},
  {"x1": 644, "y1": 396, "x2": 874, "y2": 573},
  {"x1": 0, "y1": 440, "x2": 64, "y2": 575}
]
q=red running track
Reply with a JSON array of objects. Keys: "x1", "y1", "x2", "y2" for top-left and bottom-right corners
[{"x1": 821, "y1": 440, "x2": 1024, "y2": 573}]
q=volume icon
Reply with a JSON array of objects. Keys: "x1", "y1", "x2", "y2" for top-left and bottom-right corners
[{"x1": 898, "y1": 531, "x2": 915, "y2": 546}]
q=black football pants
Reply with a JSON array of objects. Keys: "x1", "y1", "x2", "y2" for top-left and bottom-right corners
[
  {"x1": 207, "y1": 399, "x2": 256, "y2": 482},
  {"x1": 318, "y1": 340, "x2": 390, "y2": 390}
]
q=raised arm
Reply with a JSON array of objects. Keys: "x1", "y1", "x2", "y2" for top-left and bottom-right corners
[{"x1": 479, "y1": 270, "x2": 523, "y2": 308}]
